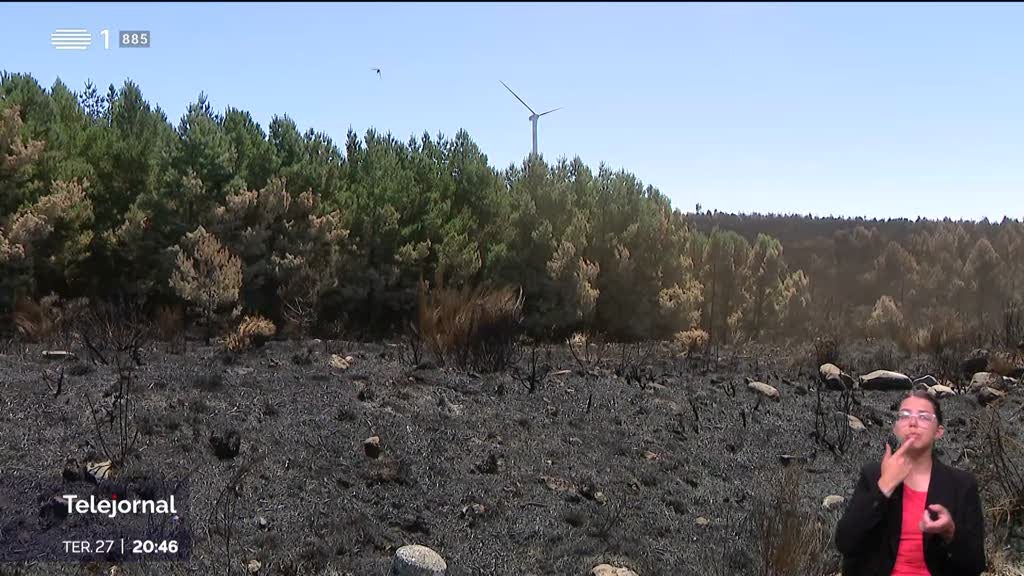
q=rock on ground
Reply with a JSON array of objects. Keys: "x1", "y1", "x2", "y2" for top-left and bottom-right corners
[{"x1": 390, "y1": 544, "x2": 447, "y2": 576}]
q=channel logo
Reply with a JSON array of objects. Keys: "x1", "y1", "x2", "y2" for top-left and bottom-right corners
[{"x1": 51, "y1": 29, "x2": 92, "y2": 50}]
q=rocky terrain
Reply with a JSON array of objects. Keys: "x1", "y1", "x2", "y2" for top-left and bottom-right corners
[{"x1": 0, "y1": 337, "x2": 1022, "y2": 576}]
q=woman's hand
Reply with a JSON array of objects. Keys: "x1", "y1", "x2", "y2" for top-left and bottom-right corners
[
  {"x1": 919, "y1": 504, "x2": 956, "y2": 543},
  {"x1": 877, "y1": 441, "x2": 913, "y2": 497}
]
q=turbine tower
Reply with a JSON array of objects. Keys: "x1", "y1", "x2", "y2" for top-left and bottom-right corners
[{"x1": 500, "y1": 80, "x2": 561, "y2": 158}]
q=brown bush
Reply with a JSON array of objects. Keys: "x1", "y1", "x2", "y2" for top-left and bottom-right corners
[
  {"x1": 916, "y1": 316, "x2": 968, "y2": 384},
  {"x1": 418, "y1": 280, "x2": 523, "y2": 373},
  {"x1": 155, "y1": 304, "x2": 184, "y2": 343},
  {"x1": 675, "y1": 328, "x2": 710, "y2": 356},
  {"x1": 973, "y1": 406, "x2": 1024, "y2": 548},
  {"x1": 1001, "y1": 300, "x2": 1023, "y2": 351},
  {"x1": 13, "y1": 296, "x2": 54, "y2": 342},
  {"x1": 866, "y1": 295, "x2": 905, "y2": 343},
  {"x1": 813, "y1": 335, "x2": 842, "y2": 368},
  {"x1": 11, "y1": 294, "x2": 85, "y2": 344},
  {"x1": 918, "y1": 316, "x2": 965, "y2": 356},
  {"x1": 168, "y1": 226, "x2": 243, "y2": 344},
  {"x1": 746, "y1": 464, "x2": 839, "y2": 576},
  {"x1": 987, "y1": 352, "x2": 1022, "y2": 378},
  {"x1": 225, "y1": 315, "x2": 276, "y2": 353}
]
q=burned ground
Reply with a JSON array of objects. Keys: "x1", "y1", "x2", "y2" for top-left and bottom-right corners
[{"x1": 0, "y1": 338, "x2": 1021, "y2": 575}]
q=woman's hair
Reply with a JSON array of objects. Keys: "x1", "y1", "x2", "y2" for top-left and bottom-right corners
[{"x1": 904, "y1": 390, "x2": 943, "y2": 424}]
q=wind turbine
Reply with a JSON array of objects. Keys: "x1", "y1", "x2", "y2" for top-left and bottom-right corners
[{"x1": 500, "y1": 80, "x2": 562, "y2": 158}]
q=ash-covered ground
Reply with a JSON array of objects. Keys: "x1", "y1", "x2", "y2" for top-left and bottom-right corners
[{"x1": 0, "y1": 338, "x2": 1020, "y2": 576}]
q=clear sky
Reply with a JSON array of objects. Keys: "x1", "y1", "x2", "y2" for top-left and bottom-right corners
[{"x1": 1, "y1": 2, "x2": 1022, "y2": 221}]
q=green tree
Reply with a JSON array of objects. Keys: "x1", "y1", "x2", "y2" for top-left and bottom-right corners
[
  {"x1": 699, "y1": 227, "x2": 750, "y2": 343},
  {"x1": 222, "y1": 107, "x2": 279, "y2": 190},
  {"x1": 738, "y1": 233, "x2": 788, "y2": 339},
  {"x1": 211, "y1": 177, "x2": 350, "y2": 330}
]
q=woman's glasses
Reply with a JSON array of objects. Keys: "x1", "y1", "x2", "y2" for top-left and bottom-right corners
[{"x1": 896, "y1": 410, "x2": 937, "y2": 423}]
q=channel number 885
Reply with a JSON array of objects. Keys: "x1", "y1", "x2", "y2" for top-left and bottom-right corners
[{"x1": 120, "y1": 32, "x2": 149, "y2": 47}]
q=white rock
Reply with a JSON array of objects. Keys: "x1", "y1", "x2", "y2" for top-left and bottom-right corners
[
  {"x1": 859, "y1": 370, "x2": 912, "y2": 390},
  {"x1": 363, "y1": 436, "x2": 382, "y2": 458},
  {"x1": 86, "y1": 459, "x2": 114, "y2": 481},
  {"x1": 390, "y1": 544, "x2": 447, "y2": 576},
  {"x1": 846, "y1": 414, "x2": 866, "y2": 432},
  {"x1": 645, "y1": 382, "x2": 669, "y2": 394},
  {"x1": 820, "y1": 363, "x2": 842, "y2": 379},
  {"x1": 928, "y1": 384, "x2": 956, "y2": 399},
  {"x1": 822, "y1": 495, "x2": 845, "y2": 510},
  {"x1": 591, "y1": 565, "x2": 640, "y2": 576},
  {"x1": 820, "y1": 363, "x2": 855, "y2": 390},
  {"x1": 748, "y1": 381, "x2": 780, "y2": 401},
  {"x1": 330, "y1": 354, "x2": 351, "y2": 370},
  {"x1": 970, "y1": 372, "x2": 1012, "y2": 392}
]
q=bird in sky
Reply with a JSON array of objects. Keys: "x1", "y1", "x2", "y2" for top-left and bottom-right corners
[{"x1": 371, "y1": 67, "x2": 381, "y2": 79}]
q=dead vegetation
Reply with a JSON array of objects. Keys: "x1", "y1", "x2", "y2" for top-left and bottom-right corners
[
  {"x1": 511, "y1": 339, "x2": 550, "y2": 394},
  {"x1": 675, "y1": 328, "x2": 710, "y2": 357},
  {"x1": 813, "y1": 378, "x2": 854, "y2": 456},
  {"x1": 703, "y1": 464, "x2": 840, "y2": 576},
  {"x1": 813, "y1": 334, "x2": 842, "y2": 369},
  {"x1": 975, "y1": 406, "x2": 1024, "y2": 544},
  {"x1": 13, "y1": 294, "x2": 87, "y2": 345},
  {"x1": 224, "y1": 315, "x2": 276, "y2": 353},
  {"x1": 748, "y1": 465, "x2": 840, "y2": 576},
  {"x1": 417, "y1": 280, "x2": 524, "y2": 373},
  {"x1": 76, "y1": 298, "x2": 151, "y2": 466},
  {"x1": 13, "y1": 296, "x2": 55, "y2": 343},
  {"x1": 567, "y1": 330, "x2": 605, "y2": 374},
  {"x1": 155, "y1": 303, "x2": 185, "y2": 352}
]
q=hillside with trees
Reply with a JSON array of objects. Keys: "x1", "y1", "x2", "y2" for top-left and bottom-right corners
[{"x1": 2, "y1": 72, "x2": 1021, "y2": 353}]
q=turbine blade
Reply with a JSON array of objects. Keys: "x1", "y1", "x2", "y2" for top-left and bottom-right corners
[
  {"x1": 500, "y1": 80, "x2": 536, "y2": 115},
  {"x1": 538, "y1": 107, "x2": 562, "y2": 117}
]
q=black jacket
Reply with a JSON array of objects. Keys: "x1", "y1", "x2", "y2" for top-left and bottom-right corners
[{"x1": 835, "y1": 457, "x2": 986, "y2": 576}]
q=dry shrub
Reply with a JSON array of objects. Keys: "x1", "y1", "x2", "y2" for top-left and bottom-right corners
[
  {"x1": 13, "y1": 294, "x2": 87, "y2": 344},
  {"x1": 813, "y1": 335, "x2": 842, "y2": 368},
  {"x1": 783, "y1": 342, "x2": 813, "y2": 378},
  {"x1": 985, "y1": 543, "x2": 1024, "y2": 576},
  {"x1": 975, "y1": 407, "x2": 1024, "y2": 537},
  {"x1": 917, "y1": 316, "x2": 968, "y2": 384},
  {"x1": 988, "y1": 352, "x2": 1023, "y2": 378},
  {"x1": 155, "y1": 304, "x2": 184, "y2": 342},
  {"x1": 868, "y1": 339, "x2": 900, "y2": 372},
  {"x1": 866, "y1": 295, "x2": 905, "y2": 343},
  {"x1": 13, "y1": 296, "x2": 56, "y2": 342},
  {"x1": 918, "y1": 316, "x2": 966, "y2": 356},
  {"x1": 567, "y1": 330, "x2": 605, "y2": 372},
  {"x1": 225, "y1": 315, "x2": 276, "y2": 353},
  {"x1": 1002, "y1": 299, "x2": 1024, "y2": 351},
  {"x1": 418, "y1": 280, "x2": 523, "y2": 373},
  {"x1": 747, "y1": 464, "x2": 839, "y2": 576},
  {"x1": 675, "y1": 328, "x2": 709, "y2": 356}
]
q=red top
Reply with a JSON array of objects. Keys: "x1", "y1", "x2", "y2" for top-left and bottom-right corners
[{"x1": 891, "y1": 484, "x2": 932, "y2": 576}]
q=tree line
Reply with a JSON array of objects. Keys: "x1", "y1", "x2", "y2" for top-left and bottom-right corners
[{"x1": 1, "y1": 72, "x2": 1020, "y2": 348}]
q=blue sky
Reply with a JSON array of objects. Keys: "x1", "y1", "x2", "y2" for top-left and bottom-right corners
[{"x1": 1, "y1": 2, "x2": 1022, "y2": 220}]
